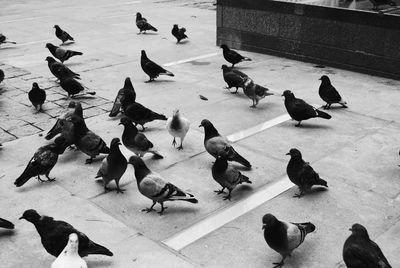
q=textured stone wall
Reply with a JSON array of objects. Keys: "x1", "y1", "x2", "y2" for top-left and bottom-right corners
[{"x1": 216, "y1": 0, "x2": 400, "y2": 79}]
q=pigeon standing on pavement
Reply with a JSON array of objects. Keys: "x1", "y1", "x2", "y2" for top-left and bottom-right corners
[
  {"x1": 140, "y1": 50, "x2": 174, "y2": 82},
  {"x1": 262, "y1": 214, "x2": 316, "y2": 268},
  {"x1": 124, "y1": 101, "x2": 167, "y2": 131},
  {"x1": 109, "y1": 77, "x2": 136, "y2": 117},
  {"x1": 282, "y1": 90, "x2": 331, "y2": 127},
  {"x1": 14, "y1": 137, "x2": 68, "y2": 187},
  {"x1": 28, "y1": 82, "x2": 46, "y2": 112},
  {"x1": 51, "y1": 233, "x2": 88, "y2": 268},
  {"x1": 95, "y1": 138, "x2": 127, "y2": 193},
  {"x1": 0, "y1": 218, "x2": 14, "y2": 229},
  {"x1": 370, "y1": 0, "x2": 396, "y2": 10},
  {"x1": 120, "y1": 117, "x2": 163, "y2": 158},
  {"x1": 211, "y1": 155, "x2": 252, "y2": 200},
  {"x1": 0, "y1": 33, "x2": 16, "y2": 46},
  {"x1": 128, "y1": 156, "x2": 198, "y2": 215},
  {"x1": 20, "y1": 209, "x2": 113, "y2": 257},
  {"x1": 221, "y1": 64, "x2": 247, "y2": 94},
  {"x1": 286, "y1": 148, "x2": 328, "y2": 198},
  {"x1": 243, "y1": 77, "x2": 274, "y2": 108},
  {"x1": 166, "y1": 109, "x2": 190, "y2": 150},
  {"x1": 54, "y1": 25, "x2": 75, "y2": 45},
  {"x1": 59, "y1": 69, "x2": 95, "y2": 98},
  {"x1": 46, "y1": 56, "x2": 80, "y2": 80},
  {"x1": 343, "y1": 224, "x2": 392, "y2": 268},
  {"x1": 135, "y1": 12, "x2": 158, "y2": 34},
  {"x1": 0, "y1": 69, "x2": 4, "y2": 84},
  {"x1": 70, "y1": 103, "x2": 110, "y2": 164},
  {"x1": 171, "y1": 24, "x2": 188, "y2": 43},
  {"x1": 199, "y1": 119, "x2": 251, "y2": 168},
  {"x1": 220, "y1": 44, "x2": 252, "y2": 68},
  {"x1": 318, "y1": 75, "x2": 347, "y2": 109},
  {"x1": 46, "y1": 43, "x2": 82, "y2": 63}
]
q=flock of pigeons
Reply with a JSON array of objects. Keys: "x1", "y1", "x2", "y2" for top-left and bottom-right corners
[{"x1": 0, "y1": 10, "x2": 393, "y2": 268}]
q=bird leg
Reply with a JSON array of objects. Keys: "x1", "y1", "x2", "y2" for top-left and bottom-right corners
[
  {"x1": 177, "y1": 142, "x2": 183, "y2": 150},
  {"x1": 293, "y1": 189, "x2": 305, "y2": 198},
  {"x1": 295, "y1": 121, "x2": 302, "y2": 127},
  {"x1": 214, "y1": 187, "x2": 226, "y2": 194},
  {"x1": 172, "y1": 137, "x2": 177, "y2": 147},
  {"x1": 142, "y1": 201, "x2": 157, "y2": 213},
  {"x1": 85, "y1": 157, "x2": 94, "y2": 164},
  {"x1": 223, "y1": 189, "x2": 232, "y2": 201},
  {"x1": 157, "y1": 203, "x2": 168, "y2": 215},
  {"x1": 45, "y1": 174, "x2": 56, "y2": 182},
  {"x1": 115, "y1": 181, "x2": 126, "y2": 194},
  {"x1": 250, "y1": 99, "x2": 257, "y2": 108},
  {"x1": 37, "y1": 175, "x2": 45, "y2": 182},
  {"x1": 272, "y1": 258, "x2": 285, "y2": 268}
]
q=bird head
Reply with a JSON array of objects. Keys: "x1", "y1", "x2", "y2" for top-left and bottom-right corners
[
  {"x1": 124, "y1": 77, "x2": 133, "y2": 89},
  {"x1": 220, "y1": 44, "x2": 228, "y2": 51},
  {"x1": 319, "y1": 75, "x2": 330, "y2": 83},
  {"x1": 173, "y1": 24, "x2": 178, "y2": 28},
  {"x1": 45, "y1": 43, "x2": 52, "y2": 49},
  {"x1": 282, "y1": 90, "x2": 294, "y2": 98},
  {"x1": 199, "y1": 119, "x2": 212, "y2": 128},
  {"x1": 349, "y1": 223, "x2": 370, "y2": 239},
  {"x1": 32, "y1": 82, "x2": 39, "y2": 90},
  {"x1": 67, "y1": 101, "x2": 76, "y2": 109},
  {"x1": 136, "y1": 12, "x2": 142, "y2": 18},
  {"x1": 45, "y1": 56, "x2": 55, "y2": 63},
  {"x1": 286, "y1": 148, "x2": 302, "y2": 158},
  {"x1": 221, "y1": 64, "x2": 230, "y2": 71},
  {"x1": 110, "y1": 137, "x2": 121, "y2": 147},
  {"x1": 19, "y1": 209, "x2": 41, "y2": 222},
  {"x1": 119, "y1": 116, "x2": 132, "y2": 126},
  {"x1": 172, "y1": 109, "x2": 180, "y2": 116},
  {"x1": 141, "y1": 50, "x2": 147, "y2": 58},
  {"x1": 53, "y1": 25, "x2": 59, "y2": 29},
  {"x1": 67, "y1": 233, "x2": 79, "y2": 253},
  {"x1": 262, "y1": 214, "x2": 278, "y2": 229},
  {"x1": 128, "y1": 155, "x2": 145, "y2": 168}
]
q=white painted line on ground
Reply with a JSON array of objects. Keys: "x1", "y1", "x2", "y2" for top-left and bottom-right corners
[
  {"x1": 162, "y1": 177, "x2": 294, "y2": 251},
  {"x1": 0, "y1": 16, "x2": 50, "y2": 24},
  {"x1": 163, "y1": 52, "x2": 221, "y2": 67}
]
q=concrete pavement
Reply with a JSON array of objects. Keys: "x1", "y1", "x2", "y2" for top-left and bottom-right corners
[{"x1": 1, "y1": 0, "x2": 400, "y2": 267}]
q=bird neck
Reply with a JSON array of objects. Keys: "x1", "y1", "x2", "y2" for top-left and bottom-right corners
[
  {"x1": 213, "y1": 157, "x2": 228, "y2": 173},
  {"x1": 170, "y1": 114, "x2": 181, "y2": 130},
  {"x1": 134, "y1": 166, "x2": 151, "y2": 183},
  {"x1": 123, "y1": 123, "x2": 138, "y2": 136},
  {"x1": 288, "y1": 156, "x2": 304, "y2": 166},
  {"x1": 204, "y1": 125, "x2": 219, "y2": 140},
  {"x1": 73, "y1": 120, "x2": 89, "y2": 138}
]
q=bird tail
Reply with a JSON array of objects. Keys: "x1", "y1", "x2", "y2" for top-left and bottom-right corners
[
  {"x1": 150, "y1": 26, "x2": 158, "y2": 32},
  {"x1": 339, "y1": 99, "x2": 348, "y2": 108},
  {"x1": 71, "y1": 50, "x2": 83, "y2": 56},
  {"x1": 294, "y1": 222, "x2": 316, "y2": 235},
  {"x1": 14, "y1": 170, "x2": 33, "y2": 187},
  {"x1": 171, "y1": 191, "x2": 198, "y2": 203},
  {"x1": 149, "y1": 150, "x2": 164, "y2": 159},
  {"x1": 316, "y1": 109, "x2": 331, "y2": 119},
  {"x1": 232, "y1": 153, "x2": 252, "y2": 169},
  {"x1": 161, "y1": 69, "x2": 174, "y2": 77},
  {"x1": 152, "y1": 112, "x2": 167, "y2": 121},
  {"x1": 109, "y1": 101, "x2": 121, "y2": 117},
  {"x1": 84, "y1": 242, "x2": 113, "y2": 256},
  {"x1": 82, "y1": 85, "x2": 96, "y2": 96},
  {"x1": 46, "y1": 120, "x2": 62, "y2": 140},
  {"x1": 4, "y1": 40, "x2": 17, "y2": 44},
  {"x1": 315, "y1": 177, "x2": 328, "y2": 188},
  {"x1": 0, "y1": 218, "x2": 14, "y2": 229},
  {"x1": 239, "y1": 174, "x2": 252, "y2": 184}
]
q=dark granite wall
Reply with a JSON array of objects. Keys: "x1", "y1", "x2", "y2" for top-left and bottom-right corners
[{"x1": 216, "y1": 0, "x2": 400, "y2": 79}]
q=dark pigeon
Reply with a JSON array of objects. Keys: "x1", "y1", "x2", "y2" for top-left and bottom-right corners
[
  {"x1": 199, "y1": 119, "x2": 251, "y2": 168},
  {"x1": 46, "y1": 43, "x2": 82, "y2": 63},
  {"x1": 123, "y1": 102, "x2": 167, "y2": 131},
  {"x1": 28, "y1": 82, "x2": 46, "y2": 112},
  {"x1": 243, "y1": 76, "x2": 273, "y2": 108},
  {"x1": 370, "y1": 0, "x2": 396, "y2": 10},
  {"x1": 54, "y1": 25, "x2": 74, "y2": 45},
  {"x1": 0, "y1": 33, "x2": 16, "y2": 46},
  {"x1": 46, "y1": 56, "x2": 80, "y2": 80},
  {"x1": 262, "y1": 213, "x2": 315, "y2": 268},
  {"x1": 0, "y1": 217, "x2": 14, "y2": 229},
  {"x1": 59, "y1": 69, "x2": 95, "y2": 98},
  {"x1": 136, "y1": 12, "x2": 158, "y2": 34},
  {"x1": 220, "y1": 44, "x2": 251, "y2": 68},
  {"x1": 20, "y1": 209, "x2": 113, "y2": 257},
  {"x1": 282, "y1": 90, "x2": 331, "y2": 127},
  {"x1": 286, "y1": 148, "x2": 328, "y2": 198},
  {"x1": 141, "y1": 50, "x2": 174, "y2": 82},
  {"x1": 343, "y1": 223, "x2": 392, "y2": 268},
  {"x1": 0, "y1": 69, "x2": 4, "y2": 84},
  {"x1": 109, "y1": 77, "x2": 136, "y2": 117},
  {"x1": 319, "y1": 75, "x2": 347, "y2": 109},
  {"x1": 171, "y1": 24, "x2": 188, "y2": 43},
  {"x1": 221, "y1": 64, "x2": 247, "y2": 94}
]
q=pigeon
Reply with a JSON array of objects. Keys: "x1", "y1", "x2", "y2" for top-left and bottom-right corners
[
  {"x1": 0, "y1": 69, "x2": 4, "y2": 84},
  {"x1": 243, "y1": 77, "x2": 274, "y2": 108},
  {"x1": 95, "y1": 138, "x2": 127, "y2": 193},
  {"x1": 343, "y1": 223, "x2": 392, "y2": 268},
  {"x1": 28, "y1": 82, "x2": 46, "y2": 112},
  {"x1": 20, "y1": 209, "x2": 113, "y2": 257},
  {"x1": 0, "y1": 217, "x2": 14, "y2": 229},
  {"x1": 69, "y1": 103, "x2": 110, "y2": 164},
  {"x1": 120, "y1": 85, "x2": 137, "y2": 114},
  {"x1": 124, "y1": 101, "x2": 167, "y2": 131},
  {"x1": 46, "y1": 56, "x2": 80, "y2": 80},
  {"x1": 286, "y1": 148, "x2": 328, "y2": 198},
  {"x1": 109, "y1": 77, "x2": 136, "y2": 117},
  {"x1": 199, "y1": 119, "x2": 251, "y2": 168},
  {"x1": 136, "y1": 12, "x2": 158, "y2": 34},
  {"x1": 318, "y1": 75, "x2": 347, "y2": 109},
  {"x1": 171, "y1": 24, "x2": 188, "y2": 43},
  {"x1": 282, "y1": 90, "x2": 331, "y2": 127},
  {"x1": 141, "y1": 50, "x2": 174, "y2": 82},
  {"x1": 46, "y1": 43, "x2": 82, "y2": 63},
  {"x1": 0, "y1": 33, "x2": 16, "y2": 46},
  {"x1": 262, "y1": 214, "x2": 315, "y2": 268},
  {"x1": 220, "y1": 44, "x2": 252, "y2": 67},
  {"x1": 59, "y1": 69, "x2": 95, "y2": 98},
  {"x1": 221, "y1": 64, "x2": 247, "y2": 94},
  {"x1": 51, "y1": 233, "x2": 88, "y2": 268},
  {"x1": 14, "y1": 137, "x2": 68, "y2": 187},
  {"x1": 370, "y1": 0, "x2": 396, "y2": 10},
  {"x1": 128, "y1": 156, "x2": 198, "y2": 215},
  {"x1": 211, "y1": 155, "x2": 252, "y2": 200},
  {"x1": 120, "y1": 117, "x2": 163, "y2": 158},
  {"x1": 54, "y1": 25, "x2": 74, "y2": 45},
  {"x1": 166, "y1": 109, "x2": 190, "y2": 150}
]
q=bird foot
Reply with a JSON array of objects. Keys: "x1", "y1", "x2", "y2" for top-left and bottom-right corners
[
  {"x1": 293, "y1": 193, "x2": 304, "y2": 198},
  {"x1": 116, "y1": 188, "x2": 126, "y2": 194},
  {"x1": 214, "y1": 189, "x2": 225, "y2": 195},
  {"x1": 104, "y1": 187, "x2": 111, "y2": 193},
  {"x1": 177, "y1": 145, "x2": 183, "y2": 150},
  {"x1": 295, "y1": 123, "x2": 302, "y2": 127},
  {"x1": 250, "y1": 105, "x2": 256, "y2": 108},
  {"x1": 172, "y1": 138, "x2": 177, "y2": 147},
  {"x1": 141, "y1": 208, "x2": 156, "y2": 213},
  {"x1": 272, "y1": 261, "x2": 284, "y2": 268},
  {"x1": 85, "y1": 158, "x2": 94, "y2": 164},
  {"x1": 223, "y1": 195, "x2": 231, "y2": 201},
  {"x1": 157, "y1": 207, "x2": 168, "y2": 215},
  {"x1": 46, "y1": 177, "x2": 56, "y2": 182}
]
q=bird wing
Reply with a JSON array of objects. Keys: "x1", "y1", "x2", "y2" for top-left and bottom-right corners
[
  {"x1": 282, "y1": 221, "x2": 304, "y2": 251},
  {"x1": 144, "y1": 59, "x2": 166, "y2": 75},
  {"x1": 298, "y1": 163, "x2": 318, "y2": 186},
  {"x1": 55, "y1": 47, "x2": 67, "y2": 59},
  {"x1": 205, "y1": 136, "x2": 229, "y2": 157},
  {"x1": 231, "y1": 69, "x2": 248, "y2": 78},
  {"x1": 227, "y1": 49, "x2": 244, "y2": 61},
  {"x1": 224, "y1": 72, "x2": 245, "y2": 86},
  {"x1": 96, "y1": 157, "x2": 108, "y2": 178},
  {"x1": 138, "y1": 172, "x2": 166, "y2": 200},
  {"x1": 343, "y1": 243, "x2": 382, "y2": 267},
  {"x1": 109, "y1": 89, "x2": 123, "y2": 117},
  {"x1": 291, "y1": 98, "x2": 318, "y2": 117},
  {"x1": 325, "y1": 85, "x2": 342, "y2": 102},
  {"x1": 134, "y1": 133, "x2": 153, "y2": 151},
  {"x1": 220, "y1": 166, "x2": 241, "y2": 188},
  {"x1": 77, "y1": 131, "x2": 104, "y2": 156}
]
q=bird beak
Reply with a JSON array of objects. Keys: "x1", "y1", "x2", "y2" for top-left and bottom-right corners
[
  {"x1": 118, "y1": 122, "x2": 122, "y2": 125},
  {"x1": 199, "y1": 124, "x2": 202, "y2": 128},
  {"x1": 285, "y1": 152, "x2": 290, "y2": 155},
  {"x1": 262, "y1": 224, "x2": 266, "y2": 230},
  {"x1": 348, "y1": 228, "x2": 352, "y2": 231},
  {"x1": 19, "y1": 216, "x2": 24, "y2": 220},
  {"x1": 281, "y1": 93, "x2": 284, "y2": 96},
  {"x1": 318, "y1": 78, "x2": 321, "y2": 80}
]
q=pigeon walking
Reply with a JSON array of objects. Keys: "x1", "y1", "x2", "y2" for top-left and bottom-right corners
[
  {"x1": 319, "y1": 75, "x2": 347, "y2": 109},
  {"x1": 109, "y1": 77, "x2": 136, "y2": 117},
  {"x1": 0, "y1": 33, "x2": 16, "y2": 46},
  {"x1": 282, "y1": 90, "x2": 331, "y2": 127},
  {"x1": 0, "y1": 218, "x2": 14, "y2": 229},
  {"x1": 51, "y1": 233, "x2": 88, "y2": 268},
  {"x1": 54, "y1": 25, "x2": 74, "y2": 45},
  {"x1": 59, "y1": 69, "x2": 95, "y2": 98},
  {"x1": 46, "y1": 56, "x2": 80, "y2": 80},
  {"x1": 220, "y1": 44, "x2": 251, "y2": 67},
  {"x1": 14, "y1": 137, "x2": 68, "y2": 187},
  {"x1": 136, "y1": 12, "x2": 158, "y2": 34},
  {"x1": 28, "y1": 82, "x2": 46, "y2": 112},
  {"x1": 262, "y1": 214, "x2": 315, "y2": 268},
  {"x1": 221, "y1": 64, "x2": 247, "y2": 94},
  {"x1": 286, "y1": 148, "x2": 328, "y2": 198},
  {"x1": 343, "y1": 223, "x2": 392, "y2": 268},
  {"x1": 124, "y1": 102, "x2": 167, "y2": 131},
  {"x1": 141, "y1": 50, "x2": 174, "y2": 82},
  {"x1": 46, "y1": 43, "x2": 82, "y2": 63},
  {"x1": 171, "y1": 24, "x2": 188, "y2": 43},
  {"x1": 128, "y1": 156, "x2": 198, "y2": 215},
  {"x1": 20, "y1": 209, "x2": 113, "y2": 257},
  {"x1": 212, "y1": 155, "x2": 252, "y2": 200},
  {"x1": 120, "y1": 117, "x2": 163, "y2": 158},
  {"x1": 95, "y1": 138, "x2": 127, "y2": 193},
  {"x1": 0, "y1": 69, "x2": 4, "y2": 84},
  {"x1": 243, "y1": 77, "x2": 273, "y2": 108},
  {"x1": 166, "y1": 109, "x2": 190, "y2": 150},
  {"x1": 199, "y1": 119, "x2": 251, "y2": 168}
]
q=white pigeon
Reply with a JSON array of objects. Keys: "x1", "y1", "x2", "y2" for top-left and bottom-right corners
[
  {"x1": 51, "y1": 233, "x2": 88, "y2": 268},
  {"x1": 166, "y1": 109, "x2": 190, "y2": 150}
]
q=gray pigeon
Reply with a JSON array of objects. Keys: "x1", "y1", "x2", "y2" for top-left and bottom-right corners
[
  {"x1": 109, "y1": 77, "x2": 136, "y2": 117},
  {"x1": 136, "y1": 12, "x2": 158, "y2": 34},
  {"x1": 243, "y1": 77, "x2": 273, "y2": 108}
]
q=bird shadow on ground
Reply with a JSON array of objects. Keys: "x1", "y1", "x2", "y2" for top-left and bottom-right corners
[
  {"x1": 145, "y1": 79, "x2": 175, "y2": 84},
  {"x1": 0, "y1": 230, "x2": 15, "y2": 238},
  {"x1": 176, "y1": 40, "x2": 190, "y2": 45},
  {"x1": 137, "y1": 32, "x2": 158, "y2": 35},
  {"x1": 156, "y1": 206, "x2": 200, "y2": 216},
  {"x1": 86, "y1": 259, "x2": 113, "y2": 267},
  {"x1": 288, "y1": 123, "x2": 333, "y2": 130},
  {"x1": 69, "y1": 95, "x2": 97, "y2": 100},
  {"x1": 0, "y1": 46, "x2": 17, "y2": 51},
  {"x1": 14, "y1": 180, "x2": 56, "y2": 192},
  {"x1": 60, "y1": 42, "x2": 75, "y2": 47},
  {"x1": 321, "y1": 106, "x2": 348, "y2": 111}
]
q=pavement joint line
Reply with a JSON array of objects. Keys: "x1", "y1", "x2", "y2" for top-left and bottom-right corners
[
  {"x1": 0, "y1": 16, "x2": 50, "y2": 24},
  {"x1": 163, "y1": 52, "x2": 221, "y2": 67},
  {"x1": 12, "y1": 39, "x2": 58, "y2": 47},
  {"x1": 162, "y1": 176, "x2": 294, "y2": 251}
]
